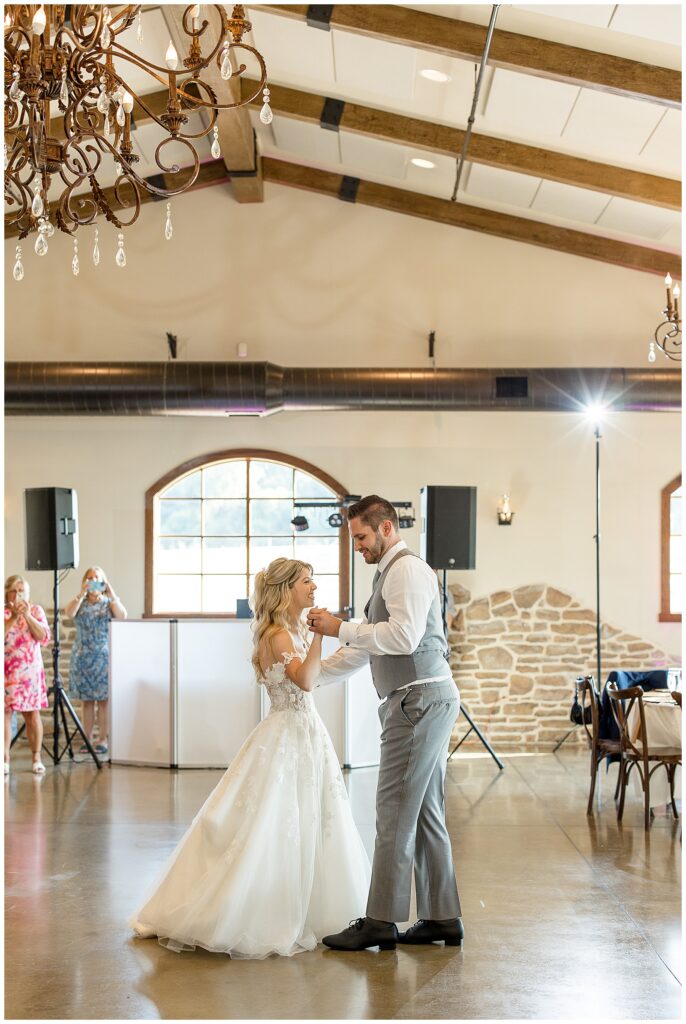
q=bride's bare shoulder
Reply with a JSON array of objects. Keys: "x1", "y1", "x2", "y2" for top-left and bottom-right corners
[{"x1": 259, "y1": 629, "x2": 300, "y2": 672}]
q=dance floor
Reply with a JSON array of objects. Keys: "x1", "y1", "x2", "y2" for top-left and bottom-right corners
[{"x1": 4, "y1": 749, "x2": 682, "y2": 1020}]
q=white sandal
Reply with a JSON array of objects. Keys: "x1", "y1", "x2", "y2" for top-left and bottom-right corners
[{"x1": 32, "y1": 760, "x2": 46, "y2": 774}]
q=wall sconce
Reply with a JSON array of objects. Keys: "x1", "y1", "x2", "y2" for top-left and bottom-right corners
[{"x1": 497, "y1": 494, "x2": 514, "y2": 525}]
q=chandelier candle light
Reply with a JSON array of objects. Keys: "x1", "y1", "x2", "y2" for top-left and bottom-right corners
[
  {"x1": 4, "y1": 4, "x2": 271, "y2": 277},
  {"x1": 649, "y1": 273, "x2": 681, "y2": 362}
]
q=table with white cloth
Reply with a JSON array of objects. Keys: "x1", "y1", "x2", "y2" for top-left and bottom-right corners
[{"x1": 626, "y1": 692, "x2": 681, "y2": 808}]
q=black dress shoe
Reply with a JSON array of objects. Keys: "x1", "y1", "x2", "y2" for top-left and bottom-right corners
[
  {"x1": 323, "y1": 917, "x2": 398, "y2": 951},
  {"x1": 397, "y1": 918, "x2": 464, "y2": 947}
]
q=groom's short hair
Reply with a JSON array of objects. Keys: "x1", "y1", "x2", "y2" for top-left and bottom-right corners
[{"x1": 347, "y1": 495, "x2": 398, "y2": 531}]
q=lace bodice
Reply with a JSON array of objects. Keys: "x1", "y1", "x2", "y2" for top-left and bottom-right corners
[{"x1": 259, "y1": 640, "x2": 316, "y2": 715}]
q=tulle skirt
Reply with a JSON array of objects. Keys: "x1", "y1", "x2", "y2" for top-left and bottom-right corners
[{"x1": 130, "y1": 707, "x2": 371, "y2": 958}]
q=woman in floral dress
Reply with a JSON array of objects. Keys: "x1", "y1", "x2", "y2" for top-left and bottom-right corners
[
  {"x1": 4, "y1": 574, "x2": 51, "y2": 775},
  {"x1": 65, "y1": 566, "x2": 127, "y2": 759}
]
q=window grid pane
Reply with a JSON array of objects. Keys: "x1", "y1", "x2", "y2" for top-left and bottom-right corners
[{"x1": 153, "y1": 457, "x2": 343, "y2": 614}]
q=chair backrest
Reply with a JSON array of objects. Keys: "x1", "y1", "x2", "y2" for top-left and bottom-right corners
[
  {"x1": 672, "y1": 690, "x2": 682, "y2": 708},
  {"x1": 579, "y1": 676, "x2": 599, "y2": 745},
  {"x1": 607, "y1": 682, "x2": 646, "y2": 759}
]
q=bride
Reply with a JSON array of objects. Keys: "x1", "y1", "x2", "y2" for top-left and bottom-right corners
[{"x1": 131, "y1": 558, "x2": 371, "y2": 958}]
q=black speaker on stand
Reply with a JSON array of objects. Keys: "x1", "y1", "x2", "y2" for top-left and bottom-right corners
[
  {"x1": 420, "y1": 486, "x2": 504, "y2": 771},
  {"x1": 17, "y1": 488, "x2": 102, "y2": 769}
]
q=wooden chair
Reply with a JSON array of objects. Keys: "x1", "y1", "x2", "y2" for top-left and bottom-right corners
[
  {"x1": 607, "y1": 683, "x2": 682, "y2": 831},
  {"x1": 579, "y1": 676, "x2": 622, "y2": 815}
]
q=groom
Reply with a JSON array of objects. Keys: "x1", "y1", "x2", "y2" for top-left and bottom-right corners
[{"x1": 308, "y1": 494, "x2": 463, "y2": 951}]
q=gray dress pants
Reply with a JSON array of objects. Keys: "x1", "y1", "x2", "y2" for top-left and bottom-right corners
[{"x1": 366, "y1": 679, "x2": 462, "y2": 923}]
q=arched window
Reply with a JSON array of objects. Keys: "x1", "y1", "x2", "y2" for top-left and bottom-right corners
[
  {"x1": 660, "y1": 474, "x2": 682, "y2": 622},
  {"x1": 145, "y1": 450, "x2": 349, "y2": 617}
]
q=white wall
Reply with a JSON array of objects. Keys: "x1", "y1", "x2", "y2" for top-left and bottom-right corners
[
  {"x1": 4, "y1": 176, "x2": 680, "y2": 661},
  {"x1": 3, "y1": 182, "x2": 674, "y2": 367},
  {"x1": 4, "y1": 408, "x2": 680, "y2": 658}
]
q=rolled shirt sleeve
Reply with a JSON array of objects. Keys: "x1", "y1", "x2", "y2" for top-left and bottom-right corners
[{"x1": 317, "y1": 642, "x2": 370, "y2": 687}]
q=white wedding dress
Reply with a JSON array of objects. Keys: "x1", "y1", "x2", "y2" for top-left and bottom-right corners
[{"x1": 131, "y1": 642, "x2": 371, "y2": 958}]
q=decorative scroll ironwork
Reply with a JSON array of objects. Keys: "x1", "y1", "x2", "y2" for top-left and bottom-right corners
[{"x1": 4, "y1": 4, "x2": 270, "y2": 263}]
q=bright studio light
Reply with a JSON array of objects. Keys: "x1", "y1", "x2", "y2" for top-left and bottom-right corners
[
  {"x1": 584, "y1": 402, "x2": 607, "y2": 426},
  {"x1": 411, "y1": 157, "x2": 436, "y2": 169}
]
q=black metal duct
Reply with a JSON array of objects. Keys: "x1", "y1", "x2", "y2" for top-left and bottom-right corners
[{"x1": 4, "y1": 363, "x2": 681, "y2": 416}]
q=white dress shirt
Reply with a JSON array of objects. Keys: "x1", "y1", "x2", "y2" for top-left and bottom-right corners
[{"x1": 318, "y1": 540, "x2": 452, "y2": 690}]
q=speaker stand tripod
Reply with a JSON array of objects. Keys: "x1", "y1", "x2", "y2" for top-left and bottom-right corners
[
  {"x1": 441, "y1": 570, "x2": 504, "y2": 771},
  {"x1": 10, "y1": 571, "x2": 102, "y2": 769}
]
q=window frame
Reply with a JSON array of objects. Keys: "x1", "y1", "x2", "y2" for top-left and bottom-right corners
[
  {"x1": 660, "y1": 473, "x2": 682, "y2": 623},
  {"x1": 145, "y1": 448, "x2": 350, "y2": 619}
]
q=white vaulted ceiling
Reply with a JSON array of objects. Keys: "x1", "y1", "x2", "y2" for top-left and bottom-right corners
[
  {"x1": 236, "y1": 2, "x2": 680, "y2": 254},
  {"x1": 19, "y1": 4, "x2": 684, "y2": 264}
]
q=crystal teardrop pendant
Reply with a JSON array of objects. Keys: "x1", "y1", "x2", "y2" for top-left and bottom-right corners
[
  {"x1": 104, "y1": 113, "x2": 111, "y2": 136},
  {"x1": 210, "y1": 126, "x2": 221, "y2": 159},
  {"x1": 13, "y1": 245, "x2": 24, "y2": 282},
  {"x1": 9, "y1": 74, "x2": 22, "y2": 101},
  {"x1": 164, "y1": 202, "x2": 173, "y2": 241},
  {"x1": 101, "y1": 25, "x2": 112, "y2": 47},
  {"x1": 31, "y1": 192, "x2": 44, "y2": 217},
  {"x1": 220, "y1": 45, "x2": 232, "y2": 80},
  {"x1": 72, "y1": 238, "x2": 79, "y2": 276},
  {"x1": 35, "y1": 233, "x2": 48, "y2": 257},
  {"x1": 115, "y1": 231, "x2": 126, "y2": 268},
  {"x1": 259, "y1": 87, "x2": 273, "y2": 125},
  {"x1": 60, "y1": 73, "x2": 69, "y2": 107},
  {"x1": 136, "y1": 9, "x2": 143, "y2": 43},
  {"x1": 116, "y1": 101, "x2": 125, "y2": 127},
  {"x1": 97, "y1": 89, "x2": 109, "y2": 114},
  {"x1": 93, "y1": 228, "x2": 100, "y2": 266},
  {"x1": 648, "y1": 342, "x2": 657, "y2": 363}
]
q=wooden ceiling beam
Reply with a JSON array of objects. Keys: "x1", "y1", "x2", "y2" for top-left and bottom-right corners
[
  {"x1": 4, "y1": 159, "x2": 230, "y2": 239},
  {"x1": 242, "y1": 79, "x2": 680, "y2": 210},
  {"x1": 261, "y1": 157, "x2": 680, "y2": 277},
  {"x1": 252, "y1": 4, "x2": 680, "y2": 107},
  {"x1": 162, "y1": 7, "x2": 263, "y2": 203}
]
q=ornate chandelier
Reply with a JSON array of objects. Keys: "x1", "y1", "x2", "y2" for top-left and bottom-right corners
[
  {"x1": 5, "y1": 4, "x2": 272, "y2": 280},
  {"x1": 648, "y1": 273, "x2": 681, "y2": 362}
]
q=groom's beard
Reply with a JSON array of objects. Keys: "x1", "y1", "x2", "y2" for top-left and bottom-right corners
[{"x1": 363, "y1": 533, "x2": 386, "y2": 564}]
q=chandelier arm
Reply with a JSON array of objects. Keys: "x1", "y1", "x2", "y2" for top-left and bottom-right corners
[
  {"x1": 67, "y1": 5, "x2": 107, "y2": 48},
  {"x1": 153, "y1": 137, "x2": 200, "y2": 184},
  {"x1": 4, "y1": 25, "x2": 33, "y2": 54},
  {"x1": 654, "y1": 320, "x2": 682, "y2": 361}
]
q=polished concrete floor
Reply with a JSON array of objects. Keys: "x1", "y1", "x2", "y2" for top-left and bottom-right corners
[{"x1": 4, "y1": 747, "x2": 682, "y2": 1020}]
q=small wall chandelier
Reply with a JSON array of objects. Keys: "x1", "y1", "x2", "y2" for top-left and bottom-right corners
[
  {"x1": 497, "y1": 494, "x2": 514, "y2": 525},
  {"x1": 5, "y1": 4, "x2": 271, "y2": 280},
  {"x1": 648, "y1": 273, "x2": 681, "y2": 362}
]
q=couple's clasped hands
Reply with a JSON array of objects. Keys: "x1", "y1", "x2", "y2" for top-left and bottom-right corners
[{"x1": 307, "y1": 607, "x2": 343, "y2": 638}]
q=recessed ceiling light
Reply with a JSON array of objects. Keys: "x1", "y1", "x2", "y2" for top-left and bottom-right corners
[
  {"x1": 419, "y1": 69, "x2": 451, "y2": 83},
  {"x1": 411, "y1": 157, "x2": 436, "y2": 169}
]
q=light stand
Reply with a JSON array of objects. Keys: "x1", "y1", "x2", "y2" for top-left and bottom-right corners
[
  {"x1": 553, "y1": 412, "x2": 603, "y2": 753},
  {"x1": 46, "y1": 571, "x2": 102, "y2": 769},
  {"x1": 443, "y1": 569, "x2": 504, "y2": 770}
]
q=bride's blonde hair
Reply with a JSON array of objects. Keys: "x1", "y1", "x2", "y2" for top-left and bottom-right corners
[{"x1": 250, "y1": 558, "x2": 313, "y2": 675}]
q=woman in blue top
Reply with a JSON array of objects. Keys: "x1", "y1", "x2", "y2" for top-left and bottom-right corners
[{"x1": 65, "y1": 566, "x2": 127, "y2": 758}]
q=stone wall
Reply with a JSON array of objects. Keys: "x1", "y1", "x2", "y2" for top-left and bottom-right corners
[{"x1": 448, "y1": 584, "x2": 679, "y2": 751}]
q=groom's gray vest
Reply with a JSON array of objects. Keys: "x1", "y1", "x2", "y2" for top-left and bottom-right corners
[{"x1": 363, "y1": 548, "x2": 450, "y2": 699}]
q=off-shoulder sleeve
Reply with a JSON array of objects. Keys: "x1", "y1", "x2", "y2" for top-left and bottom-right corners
[{"x1": 31, "y1": 604, "x2": 51, "y2": 645}]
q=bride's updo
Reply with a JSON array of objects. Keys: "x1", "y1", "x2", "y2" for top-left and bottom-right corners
[{"x1": 250, "y1": 557, "x2": 313, "y2": 675}]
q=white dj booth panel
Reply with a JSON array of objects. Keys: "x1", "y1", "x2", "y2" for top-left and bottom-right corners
[
  {"x1": 110, "y1": 620, "x2": 381, "y2": 770},
  {"x1": 110, "y1": 620, "x2": 171, "y2": 766}
]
